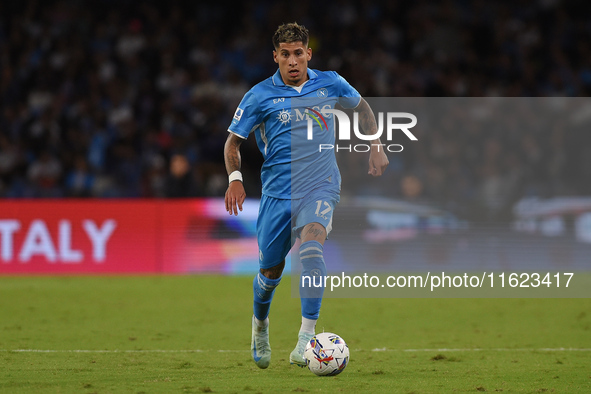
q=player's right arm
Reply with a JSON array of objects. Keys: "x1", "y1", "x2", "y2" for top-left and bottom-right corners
[
  {"x1": 224, "y1": 133, "x2": 246, "y2": 216},
  {"x1": 224, "y1": 89, "x2": 263, "y2": 215}
]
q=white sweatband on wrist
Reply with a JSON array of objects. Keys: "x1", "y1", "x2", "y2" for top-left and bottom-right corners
[{"x1": 228, "y1": 170, "x2": 243, "y2": 184}]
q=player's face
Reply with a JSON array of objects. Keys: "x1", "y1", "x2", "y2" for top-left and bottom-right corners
[{"x1": 273, "y1": 41, "x2": 312, "y2": 87}]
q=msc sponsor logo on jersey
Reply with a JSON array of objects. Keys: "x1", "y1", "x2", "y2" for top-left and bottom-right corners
[
  {"x1": 233, "y1": 107, "x2": 244, "y2": 121},
  {"x1": 294, "y1": 105, "x2": 333, "y2": 122},
  {"x1": 274, "y1": 105, "x2": 333, "y2": 126}
]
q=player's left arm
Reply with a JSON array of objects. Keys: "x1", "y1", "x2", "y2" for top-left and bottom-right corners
[{"x1": 355, "y1": 98, "x2": 389, "y2": 176}]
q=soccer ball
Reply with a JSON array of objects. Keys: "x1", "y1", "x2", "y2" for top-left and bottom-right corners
[{"x1": 304, "y1": 332, "x2": 349, "y2": 376}]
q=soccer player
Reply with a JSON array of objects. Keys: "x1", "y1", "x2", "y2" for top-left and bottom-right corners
[{"x1": 224, "y1": 22, "x2": 388, "y2": 369}]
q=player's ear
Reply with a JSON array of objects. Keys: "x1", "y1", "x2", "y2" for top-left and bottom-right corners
[
  {"x1": 307, "y1": 47, "x2": 312, "y2": 61},
  {"x1": 273, "y1": 50, "x2": 278, "y2": 64}
]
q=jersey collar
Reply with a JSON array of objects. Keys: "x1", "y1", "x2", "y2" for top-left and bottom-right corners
[{"x1": 271, "y1": 68, "x2": 318, "y2": 87}]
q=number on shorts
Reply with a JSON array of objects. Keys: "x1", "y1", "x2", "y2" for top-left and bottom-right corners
[{"x1": 315, "y1": 200, "x2": 331, "y2": 219}]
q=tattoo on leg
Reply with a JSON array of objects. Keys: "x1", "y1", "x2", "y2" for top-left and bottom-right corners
[
  {"x1": 302, "y1": 223, "x2": 326, "y2": 241},
  {"x1": 305, "y1": 226, "x2": 323, "y2": 238}
]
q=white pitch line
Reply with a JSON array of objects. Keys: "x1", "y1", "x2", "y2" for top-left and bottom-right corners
[
  {"x1": 372, "y1": 347, "x2": 591, "y2": 352},
  {"x1": 1, "y1": 348, "x2": 590, "y2": 354}
]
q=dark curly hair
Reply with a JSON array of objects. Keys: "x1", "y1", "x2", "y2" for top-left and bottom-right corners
[{"x1": 272, "y1": 22, "x2": 309, "y2": 49}]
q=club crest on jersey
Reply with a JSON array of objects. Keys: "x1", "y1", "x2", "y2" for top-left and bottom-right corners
[
  {"x1": 317, "y1": 88, "x2": 328, "y2": 98},
  {"x1": 277, "y1": 109, "x2": 292, "y2": 125}
]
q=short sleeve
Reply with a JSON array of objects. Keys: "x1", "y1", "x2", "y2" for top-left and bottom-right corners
[
  {"x1": 336, "y1": 73, "x2": 361, "y2": 109},
  {"x1": 228, "y1": 90, "x2": 263, "y2": 138}
]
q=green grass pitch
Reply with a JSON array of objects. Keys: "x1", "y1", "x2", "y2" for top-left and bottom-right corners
[{"x1": 1, "y1": 276, "x2": 590, "y2": 393}]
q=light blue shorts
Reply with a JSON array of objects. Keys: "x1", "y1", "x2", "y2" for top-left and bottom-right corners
[{"x1": 256, "y1": 180, "x2": 340, "y2": 270}]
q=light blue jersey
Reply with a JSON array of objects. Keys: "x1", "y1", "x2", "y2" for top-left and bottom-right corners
[{"x1": 228, "y1": 68, "x2": 360, "y2": 199}]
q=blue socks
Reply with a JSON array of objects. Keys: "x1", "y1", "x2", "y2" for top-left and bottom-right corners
[
  {"x1": 253, "y1": 271, "x2": 282, "y2": 321},
  {"x1": 252, "y1": 240, "x2": 326, "y2": 323},
  {"x1": 299, "y1": 240, "x2": 327, "y2": 320}
]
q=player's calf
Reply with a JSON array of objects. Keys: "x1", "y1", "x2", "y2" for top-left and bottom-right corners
[
  {"x1": 291, "y1": 241, "x2": 327, "y2": 366},
  {"x1": 251, "y1": 262, "x2": 283, "y2": 369},
  {"x1": 299, "y1": 240, "x2": 326, "y2": 319}
]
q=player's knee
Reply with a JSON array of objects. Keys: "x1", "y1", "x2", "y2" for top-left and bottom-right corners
[{"x1": 260, "y1": 260, "x2": 285, "y2": 279}]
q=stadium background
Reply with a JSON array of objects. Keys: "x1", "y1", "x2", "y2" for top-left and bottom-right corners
[{"x1": 1, "y1": 0, "x2": 591, "y2": 275}]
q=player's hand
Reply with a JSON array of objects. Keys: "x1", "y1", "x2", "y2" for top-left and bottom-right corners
[
  {"x1": 225, "y1": 181, "x2": 246, "y2": 216},
  {"x1": 368, "y1": 146, "x2": 389, "y2": 176}
]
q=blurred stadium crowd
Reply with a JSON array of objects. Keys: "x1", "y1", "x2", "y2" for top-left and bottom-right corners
[{"x1": 1, "y1": 0, "x2": 590, "y2": 219}]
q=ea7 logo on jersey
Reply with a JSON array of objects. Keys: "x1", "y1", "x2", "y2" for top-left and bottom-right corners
[
  {"x1": 233, "y1": 107, "x2": 244, "y2": 121},
  {"x1": 273, "y1": 97, "x2": 285, "y2": 104}
]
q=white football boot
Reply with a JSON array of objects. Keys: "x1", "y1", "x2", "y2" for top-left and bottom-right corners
[
  {"x1": 289, "y1": 331, "x2": 314, "y2": 367},
  {"x1": 251, "y1": 315, "x2": 271, "y2": 369}
]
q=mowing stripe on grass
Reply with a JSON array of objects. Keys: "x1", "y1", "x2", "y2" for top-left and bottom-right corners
[{"x1": 2, "y1": 348, "x2": 590, "y2": 353}]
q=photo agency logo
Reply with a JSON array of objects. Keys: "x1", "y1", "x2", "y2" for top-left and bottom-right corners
[{"x1": 304, "y1": 106, "x2": 418, "y2": 153}]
